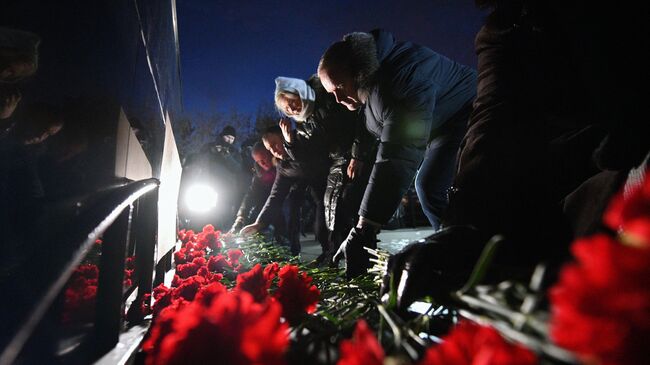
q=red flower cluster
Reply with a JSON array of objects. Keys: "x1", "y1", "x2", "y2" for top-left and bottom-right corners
[
  {"x1": 143, "y1": 290, "x2": 289, "y2": 365},
  {"x1": 235, "y1": 263, "x2": 277, "y2": 303},
  {"x1": 153, "y1": 272, "x2": 223, "y2": 315},
  {"x1": 62, "y1": 264, "x2": 99, "y2": 324},
  {"x1": 548, "y1": 173, "x2": 650, "y2": 365},
  {"x1": 337, "y1": 320, "x2": 536, "y2": 365},
  {"x1": 549, "y1": 234, "x2": 650, "y2": 365},
  {"x1": 176, "y1": 257, "x2": 207, "y2": 278},
  {"x1": 195, "y1": 224, "x2": 222, "y2": 251},
  {"x1": 274, "y1": 264, "x2": 320, "y2": 323},
  {"x1": 337, "y1": 320, "x2": 384, "y2": 365},
  {"x1": 603, "y1": 171, "x2": 650, "y2": 247},
  {"x1": 419, "y1": 321, "x2": 537, "y2": 365}
]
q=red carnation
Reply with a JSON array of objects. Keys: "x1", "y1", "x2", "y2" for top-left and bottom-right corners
[
  {"x1": 227, "y1": 249, "x2": 244, "y2": 267},
  {"x1": 603, "y1": 171, "x2": 650, "y2": 247},
  {"x1": 197, "y1": 266, "x2": 223, "y2": 283},
  {"x1": 178, "y1": 229, "x2": 195, "y2": 246},
  {"x1": 174, "y1": 248, "x2": 188, "y2": 265},
  {"x1": 172, "y1": 275, "x2": 206, "y2": 302},
  {"x1": 235, "y1": 264, "x2": 273, "y2": 303},
  {"x1": 176, "y1": 257, "x2": 207, "y2": 279},
  {"x1": 143, "y1": 298, "x2": 189, "y2": 361},
  {"x1": 144, "y1": 291, "x2": 289, "y2": 365},
  {"x1": 207, "y1": 254, "x2": 232, "y2": 272},
  {"x1": 194, "y1": 282, "x2": 227, "y2": 306},
  {"x1": 264, "y1": 262, "x2": 280, "y2": 280},
  {"x1": 337, "y1": 320, "x2": 384, "y2": 365},
  {"x1": 418, "y1": 321, "x2": 537, "y2": 365},
  {"x1": 274, "y1": 265, "x2": 320, "y2": 322},
  {"x1": 196, "y1": 224, "x2": 221, "y2": 251},
  {"x1": 549, "y1": 234, "x2": 650, "y2": 365}
]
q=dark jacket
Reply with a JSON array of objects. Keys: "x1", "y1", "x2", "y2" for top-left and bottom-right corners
[
  {"x1": 284, "y1": 76, "x2": 373, "y2": 164},
  {"x1": 283, "y1": 76, "x2": 374, "y2": 230},
  {"x1": 256, "y1": 157, "x2": 328, "y2": 226},
  {"x1": 359, "y1": 29, "x2": 477, "y2": 224},
  {"x1": 236, "y1": 165, "x2": 277, "y2": 222}
]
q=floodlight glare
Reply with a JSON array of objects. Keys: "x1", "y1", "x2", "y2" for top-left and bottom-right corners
[{"x1": 185, "y1": 184, "x2": 218, "y2": 213}]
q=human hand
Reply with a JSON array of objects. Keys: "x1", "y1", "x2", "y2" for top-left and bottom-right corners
[
  {"x1": 0, "y1": 91, "x2": 21, "y2": 119},
  {"x1": 279, "y1": 118, "x2": 293, "y2": 144},
  {"x1": 240, "y1": 222, "x2": 262, "y2": 236},
  {"x1": 346, "y1": 158, "x2": 364, "y2": 179},
  {"x1": 333, "y1": 226, "x2": 378, "y2": 279}
]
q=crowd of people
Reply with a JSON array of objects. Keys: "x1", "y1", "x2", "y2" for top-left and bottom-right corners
[
  {"x1": 2, "y1": 0, "x2": 647, "y2": 314},
  {"x1": 190, "y1": 2, "x2": 648, "y2": 310}
]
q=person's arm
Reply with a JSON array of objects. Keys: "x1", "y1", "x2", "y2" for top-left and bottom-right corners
[
  {"x1": 348, "y1": 117, "x2": 377, "y2": 179},
  {"x1": 241, "y1": 167, "x2": 293, "y2": 235},
  {"x1": 231, "y1": 175, "x2": 259, "y2": 232},
  {"x1": 358, "y1": 89, "x2": 437, "y2": 226},
  {"x1": 283, "y1": 120, "x2": 327, "y2": 164}
]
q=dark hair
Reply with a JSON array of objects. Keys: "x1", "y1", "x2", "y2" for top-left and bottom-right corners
[
  {"x1": 318, "y1": 32, "x2": 379, "y2": 90},
  {"x1": 251, "y1": 141, "x2": 268, "y2": 155},
  {"x1": 262, "y1": 125, "x2": 282, "y2": 139}
]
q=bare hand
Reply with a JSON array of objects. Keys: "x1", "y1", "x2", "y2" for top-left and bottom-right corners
[
  {"x1": 0, "y1": 91, "x2": 21, "y2": 119},
  {"x1": 240, "y1": 222, "x2": 262, "y2": 236},
  {"x1": 346, "y1": 158, "x2": 364, "y2": 179},
  {"x1": 279, "y1": 118, "x2": 293, "y2": 144}
]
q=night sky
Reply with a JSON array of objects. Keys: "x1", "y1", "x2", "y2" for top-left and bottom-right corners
[{"x1": 177, "y1": 0, "x2": 486, "y2": 116}]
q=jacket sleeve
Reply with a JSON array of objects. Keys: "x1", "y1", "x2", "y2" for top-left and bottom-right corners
[
  {"x1": 256, "y1": 168, "x2": 293, "y2": 226},
  {"x1": 236, "y1": 175, "x2": 259, "y2": 219},
  {"x1": 351, "y1": 117, "x2": 377, "y2": 162},
  {"x1": 358, "y1": 87, "x2": 437, "y2": 224},
  {"x1": 284, "y1": 122, "x2": 327, "y2": 164}
]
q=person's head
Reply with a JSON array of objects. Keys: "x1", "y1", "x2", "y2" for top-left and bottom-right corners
[
  {"x1": 220, "y1": 125, "x2": 236, "y2": 144},
  {"x1": 0, "y1": 28, "x2": 40, "y2": 83},
  {"x1": 261, "y1": 125, "x2": 286, "y2": 160},
  {"x1": 275, "y1": 91, "x2": 302, "y2": 117},
  {"x1": 15, "y1": 102, "x2": 64, "y2": 145},
  {"x1": 274, "y1": 77, "x2": 316, "y2": 121},
  {"x1": 317, "y1": 32, "x2": 379, "y2": 111},
  {"x1": 251, "y1": 141, "x2": 273, "y2": 171}
]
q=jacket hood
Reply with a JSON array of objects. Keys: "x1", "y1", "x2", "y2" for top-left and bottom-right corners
[
  {"x1": 274, "y1": 76, "x2": 316, "y2": 121},
  {"x1": 369, "y1": 29, "x2": 395, "y2": 64}
]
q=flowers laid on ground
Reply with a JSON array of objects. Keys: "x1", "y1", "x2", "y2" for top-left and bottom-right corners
[
  {"x1": 549, "y1": 172, "x2": 650, "y2": 365},
  {"x1": 140, "y1": 173, "x2": 650, "y2": 365},
  {"x1": 418, "y1": 322, "x2": 537, "y2": 365},
  {"x1": 144, "y1": 225, "x2": 321, "y2": 365},
  {"x1": 143, "y1": 289, "x2": 289, "y2": 365},
  {"x1": 337, "y1": 320, "x2": 537, "y2": 365}
]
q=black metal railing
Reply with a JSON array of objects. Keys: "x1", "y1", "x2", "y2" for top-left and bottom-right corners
[{"x1": 0, "y1": 178, "x2": 160, "y2": 365}]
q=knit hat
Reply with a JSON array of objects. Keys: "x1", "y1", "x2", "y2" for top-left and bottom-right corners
[{"x1": 220, "y1": 125, "x2": 236, "y2": 138}]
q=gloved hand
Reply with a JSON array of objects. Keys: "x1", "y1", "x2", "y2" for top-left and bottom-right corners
[
  {"x1": 380, "y1": 226, "x2": 486, "y2": 310},
  {"x1": 333, "y1": 226, "x2": 378, "y2": 279}
]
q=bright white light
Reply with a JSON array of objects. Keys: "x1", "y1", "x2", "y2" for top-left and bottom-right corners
[{"x1": 185, "y1": 184, "x2": 218, "y2": 213}]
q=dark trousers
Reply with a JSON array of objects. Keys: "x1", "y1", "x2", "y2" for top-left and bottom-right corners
[{"x1": 414, "y1": 104, "x2": 470, "y2": 230}]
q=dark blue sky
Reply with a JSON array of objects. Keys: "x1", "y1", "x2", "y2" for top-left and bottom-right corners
[{"x1": 177, "y1": 0, "x2": 485, "y2": 115}]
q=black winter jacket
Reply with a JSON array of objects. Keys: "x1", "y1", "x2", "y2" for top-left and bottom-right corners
[{"x1": 359, "y1": 29, "x2": 477, "y2": 224}]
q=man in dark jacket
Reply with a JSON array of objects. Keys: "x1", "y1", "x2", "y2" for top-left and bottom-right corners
[
  {"x1": 240, "y1": 126, "x2": 329, "y2": 256},
  {"x1": 318, "y1": 29, "x2": 477, "y2": 277}
]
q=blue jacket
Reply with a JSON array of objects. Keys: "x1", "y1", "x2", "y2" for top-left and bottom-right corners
[{"x1": 359, "y1": 29, "x2": 477, "y2": 224}]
